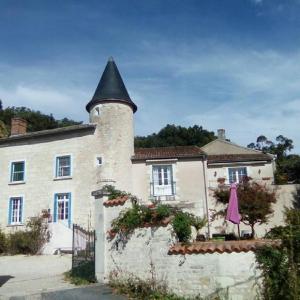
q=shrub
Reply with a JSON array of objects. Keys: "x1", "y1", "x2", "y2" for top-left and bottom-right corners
[
  {"x1": 256, "y1": 207, "x2": 300, "y2": 299},
  {"x1": 190, "y1": 216, "x2": 207, "y2": 232},
  {"x1": 109, "y1": 272, "x2": 201, "y2": 300},
  {"x1": 172, "y1": 212, "x2": 192, "y2": 243},
  {"x1": 6, "y1": 214, "x2": 50, "y2": 255},
  {"x1": 112, "y1": 205, "x2": 144, "y2": 235},
  {"x1": 155, "y1": 204, "x2": 172, "y2": 221},
  {"x1": 214, "y1": 179, "x2": 276, "y2": 238},
  {"x1": 0, "y1": 228, "x2": 7, "y2": 254}
]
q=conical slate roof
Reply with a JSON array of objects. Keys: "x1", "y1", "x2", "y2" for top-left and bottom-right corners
[{"x1": 86, "y1": 57, "x2": 137, "y2": 113}]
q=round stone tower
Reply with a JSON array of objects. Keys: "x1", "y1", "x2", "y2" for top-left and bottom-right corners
[{"x1": 86, "y1": 57, "x2": 137, "y2": 192}]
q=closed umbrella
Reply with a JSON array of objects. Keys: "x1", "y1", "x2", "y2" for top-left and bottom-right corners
[{"x1": 226, "y1": 183, "x2": 241, "y2": 237}]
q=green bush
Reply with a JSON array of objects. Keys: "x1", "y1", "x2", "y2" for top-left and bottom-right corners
[
  {"x1": 0, "y1": 228, "x2": 7, "y2": 254},
  {"x1": 8, "y1": 231, "x2": 32, "y2": 254},
  {"x1": 109, "y1": 273, "x2": 202, "y2": 300},
  {"x1": 172, "y1": 212, "x2": 192, "y2": 243},
  {"x1": 2, "y1": 214, "x2": 50, "y2": 255},
  {"x1": 155, "y1": 204, "x2": 172, "y2": 221},
  {"x1": 256, "y1": 207, "x2": 300, "y2": 299},
  {"x1": 112, "y1": 205, "x2": 144, "y2": 235}
]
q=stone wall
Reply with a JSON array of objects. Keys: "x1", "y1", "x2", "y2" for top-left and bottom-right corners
[{"x1": 95, "y1": 196, "x2": 261, "y2": 299}]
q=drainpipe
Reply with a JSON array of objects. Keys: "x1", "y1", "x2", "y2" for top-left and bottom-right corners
[{"x1": 202, "y1": 158, "x2": 211, "y2": 239}]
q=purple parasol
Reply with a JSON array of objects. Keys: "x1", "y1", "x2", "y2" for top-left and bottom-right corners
[{"x1": 226, "y1": 183, "x2": 241, "y2": 224}]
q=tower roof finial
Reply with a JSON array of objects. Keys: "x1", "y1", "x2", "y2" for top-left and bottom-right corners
[{"x1": 86, "y1": 58, "x2": 137, "y2": 113}]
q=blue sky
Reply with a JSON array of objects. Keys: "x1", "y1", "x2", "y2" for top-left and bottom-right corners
[{"x1": 0, "y1": 0, "x2": 300, "y2": 152}]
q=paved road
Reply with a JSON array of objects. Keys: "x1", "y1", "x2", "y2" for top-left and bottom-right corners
[
  {"x1": 0, "y1": 255, "x2": 73, "y2": 299},
  {"x1": 42, "y1": 284, "x2": 126, "y2": 300},
  {"x1": 0, "y1": 255, "x2": 126, "y2": 300},
  {"x1": 9, "y1": 285, "x2": 127, "y2": 300}
]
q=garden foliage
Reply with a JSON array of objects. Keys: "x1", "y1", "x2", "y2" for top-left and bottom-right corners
[
  {"x1": 0, "y1": 213, "x2": 50, "y2": 255},
  {"x1": 255, "y1": 207, "x2": 300, "y2": 300},
  {"x1": 214, "y1": 178, "x2": 276, "y2": 237},
  {"x1": 109, "y1": 195, "x2": 206, "y2": 243}
]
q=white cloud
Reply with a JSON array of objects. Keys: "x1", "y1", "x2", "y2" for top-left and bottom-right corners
[{"x1": 0, "y1": 43, "x2": 299, "y2": 153}]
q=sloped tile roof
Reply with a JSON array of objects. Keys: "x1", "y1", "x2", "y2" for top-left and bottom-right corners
[
  {"x1": 207, "y1": 153, "x2": 273, "y2": 164},
  {"x1": 0, "y1": 124, "x2": 96, "y2": 145},
  {"x1": 132, "y1": 146, "x2": 205, "y2": 161},
  {"x1": 103, "y1": 196, "x2": 129, "y2": 207},
  {"x1": 168, "y1": 239, "x2": 281, "y2": 255}
]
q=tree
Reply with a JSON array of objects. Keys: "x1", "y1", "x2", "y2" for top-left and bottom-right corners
[
  {"x1": 0, "y1": 102, "x2": 82, "y2": 133},
  {"x1": 0, "y1": 120, "x2": 8, "y2": 138},
  {"x1": 248, "y1": 134, "x2": 293, "y2": 159},
  {"x1": 248, "y1": 135, "x2": 299, "y2": 184},
  {"x1": 214, "y1": 178, "x2": 276, "y2": 238},
  {"x1": 134, "y1": 124, "x2": 216, "y2": 148}
]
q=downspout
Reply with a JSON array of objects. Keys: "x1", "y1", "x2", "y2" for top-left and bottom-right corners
[{"x1": 202, "y1": 157, "x2": 211, "y2": 239}]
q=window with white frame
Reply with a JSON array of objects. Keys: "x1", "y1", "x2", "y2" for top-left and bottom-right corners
[
  {"x1": 228, "y1": 167, "x2": 247, "y2": 183},
  {"x1": 10, "y1": 161, "x2": 25, "y2": 182},
  {"x1": 56, "y1": 193, "x2": 70, "y2": 221},
  {"x1": 9, "y1": 197, "x2": 23, "y2": 224},
  {"x1": 151, "y1": 165, "x2": 175, "y2": 196},
  {"x1": 56, "y1": 155, "x2": 71, "y2": 177}
]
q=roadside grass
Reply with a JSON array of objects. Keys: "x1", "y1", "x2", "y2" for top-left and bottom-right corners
[
  {"x1": 109, "y1": 275, "x2": 204, "y2": 300},
  {"x1": 64, "y1": 261, "x2": 96, "y2": 285}
]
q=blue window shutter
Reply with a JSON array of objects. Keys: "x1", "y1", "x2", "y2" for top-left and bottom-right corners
[
  {"x1": 68, "y1": 193, "x2": 72, "y2": 228},
  {"x1": 8, "y1": 199, "x2": 12, "y2": 224},
  {"x1": 55, "y1": 157, "x2": 58, "y2": 177},
  {"x1": 53, "y1": 194, "x2": 57, "y2": 222},
  {"x1": 20, "y1": 198, "x2": 23, "y2": 223}
]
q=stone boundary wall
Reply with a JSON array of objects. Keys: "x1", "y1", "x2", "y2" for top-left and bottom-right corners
[
  {"x1": 96, "y1": 197, "x2": 261, "y2": 299},
  {"x1": 94, "y1": 184, "x2": 299, "y2": 299},
  {"x1": 105, "y1": 225, "x2": 260, "y2": 299}
]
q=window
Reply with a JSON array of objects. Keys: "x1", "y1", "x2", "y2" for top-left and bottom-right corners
[
  {"x1": 10, "y1": 161, "x2": 25, "y2": 182},
  {"x1": 228, "y1": 167, "x2": 247, "y2": 183},
  {"x1": 151, "y1": 165, "x2": 175, "y2": 196},
  {"x1": 97, "y1": 157, "x2": 103, "y2": 166},
  {"x1": 9, "y1": 197, "x2": 23, "y2": 224},
  {"x1": 56, "y1": 156, "x2": 71, "y2": 177},
  {"x1": 54, "y1": 193, "x2": 71, "y2": 226}
]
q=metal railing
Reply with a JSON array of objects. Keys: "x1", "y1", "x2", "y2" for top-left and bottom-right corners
[{"x1": 150, "y1": 181, "x2": 176, "y2": 197}]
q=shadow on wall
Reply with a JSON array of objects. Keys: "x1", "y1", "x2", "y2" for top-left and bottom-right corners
[{"x1": 0, "y1": 275, "x2": 14, "y2": 287}]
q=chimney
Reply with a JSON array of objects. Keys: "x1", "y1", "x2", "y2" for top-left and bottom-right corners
[
  {"x1": 217, "y1": 129, "x2": 226, "y2": 140},
  {"x1": 11, "y1": 117, "x2": 27, "y2": 136}
]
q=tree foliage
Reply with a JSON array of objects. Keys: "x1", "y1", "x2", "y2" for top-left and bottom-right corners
[
  {"x1": 214, "y1": 179, "x2": 276, "y2": 237},
  {"x1": 134, "y1": 124, "x2": 216, "y2": 148},
  {"x1": 256, "y1": 194, "x2": 300, "y2": 300},
  {"x1": 247, "y1": 134, "x2": 293, "y2": 159},
  {"x1": 0, "y1": 100, "x2": 82, "y2": 134},
  {"x1": 248, "y1": 134, "x2": 300, "y2": 184}
]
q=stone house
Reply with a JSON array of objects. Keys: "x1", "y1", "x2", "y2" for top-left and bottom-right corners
[{"x1": 0, "y1": 57, "x2": 281, "y2": 252}]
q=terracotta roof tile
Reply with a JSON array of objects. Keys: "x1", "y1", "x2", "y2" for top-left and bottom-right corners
[
  {"x1": 103, "y1": 196, "x2": 129, "y2": 207},
  {"x1": 133, "y1": 146, "x2": 205, "y2": 161},
  {"x1": 207, "y1": 153, "x2": 273, "y2": 164},
  {"x1": 168, "y1": 239, "x2": 281, "y2": 255}
]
